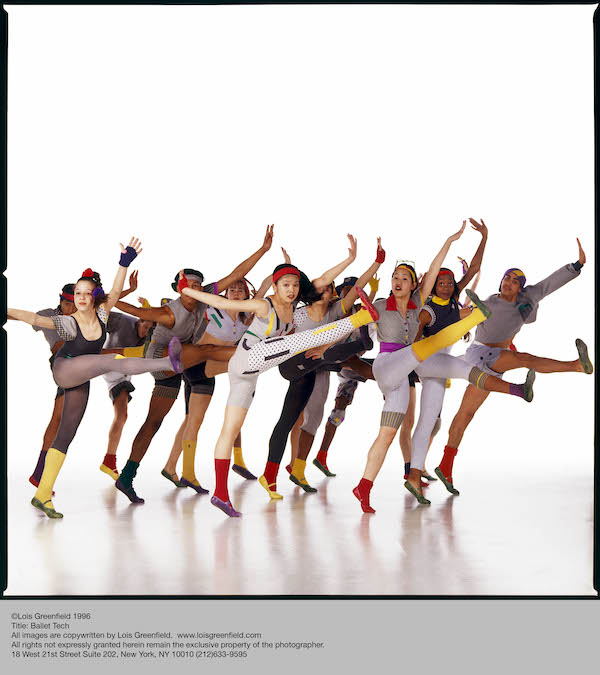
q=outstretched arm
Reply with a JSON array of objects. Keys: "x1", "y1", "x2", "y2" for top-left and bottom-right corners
[
  {"x1": 311, "y1": 234, "x2": 357, "y2": 291},
  {"x1": 104, "y1": 237, "x2": 143, "y2": 312},
  {"x1": 526, "y1": 238, "x2": 586, "y2": 304},
  {"x1": 456, "y1": 218, "x2": 488, "y2": 292},
  {"x1": 182, "y1": 286, "x2": 270, "y2": 318},
  {"x1": 420, "y1": 221, "x2": 466, "y2": 300},
  {"x1": 214, "y1": 225, "x2": 274, "y2": 293},
  {"x1": 115, "y1": 301, "x2": 175, "y2": 328},
  {"x1": 339, "y1": 238, "x2": 385, "y2": 310},
  {"x1": 7, "y1": 309, "x2": 55, "y2": 329}
]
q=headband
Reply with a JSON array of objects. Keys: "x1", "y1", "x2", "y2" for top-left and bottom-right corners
[
  {"x1": 393, "y1": 264, "x2": 417, "y2": 284},
  {"x1": 60, "y1": 292, "x2": 74, "y2": 302},
  {"x1": 502, "y1": 268, "x2": 526, "y2": 290},
  {"x1": 273, "y1": 266, "x2": 301, "y2": 284},
  {"x1": 437, "y1": 269, "x2": 454, "y2": 278}
]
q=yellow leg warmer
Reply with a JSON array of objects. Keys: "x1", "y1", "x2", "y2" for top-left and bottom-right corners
[
  {"x1": 123, "y1": 346, "x2": 145, "y2": 358},
  {"x1": 233, "y1": 447, "x2": 246, "y2": 469},
  {"x1": 182, "y1": 440, "x2": 197, "y2": 482},
  {"x1": 350, "y1": 308, "x2": 373, "y2": 329},
  {"x1": 34, "y1": 448, "x2": 66, "y2": 504},
  {"x1": 412, "y1": 308, "x2": 485, "y2": 361},
  {"x1": 291, "y1": 459, "x2": 308, "y2": 484}
]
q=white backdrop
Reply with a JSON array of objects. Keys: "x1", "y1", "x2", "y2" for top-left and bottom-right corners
[{"x1": 5, "y1": 4, "x2": 595, "y2": 560}]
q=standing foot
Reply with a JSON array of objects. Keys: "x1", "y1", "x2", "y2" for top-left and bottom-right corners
[
  {"x1": 313, "y1": 458, "x2": 336, "y2": 477},
  {"x1": 404, "y1": 480, "x2": 431, "y2": 505},
  {"x1": 434, "y1": 467, "x2": 460, "y2": 495},
  {"x1": 115, "y1": 478, "x2": 145, "y2": 504},
  {"x1": 210, "y1": 495, "x2": 241, "y2": 517},
  {"x1": 352, "y1": 486, "x2": 375, "y2": 513},
  {"x1": 31, "y1": 497, "x2": 63, "y2": 519},
  {"x1": 100, "y1": 463, "x2": 120, "y2": 481},
  {"x1": 232, "y1": 464, "x2": 258, "y2": 480},
  {"x1": 179, "y1": 477, "x2": 209, "y2": 494}
]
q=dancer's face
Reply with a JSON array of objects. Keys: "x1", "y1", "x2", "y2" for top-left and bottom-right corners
[
  {"x1": 434, "y1": 275, "x2": 455, "y2": 301},
  {"x1": 226, "y1": 281, "x2": 248, "y2": 302},
  {"x1": 137, "y1": 319, "x2": 155, "y2": 339},
  {"x1": 500, "y1": 271, "x2": 521, "y2": 299},
  {"x1": 391, "y1": 269, "x2": 415, "y2": 299},
  {"x1": 74, "y1": 280, "x2": 96, "y2": 311},
  {"x1": 274, "y1": 275, "x2": 300, "y2": 303},
  {"x1": 60, "y1": 299, "x2": 76, "y2": 315}
]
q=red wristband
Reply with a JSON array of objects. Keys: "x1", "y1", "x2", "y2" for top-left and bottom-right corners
[
  {"x1": 177, "y1": 276, "x2": 189, "y2": 292},
  {"x1": 376, "y1": 248, "x2": 386, "y2": 263}
]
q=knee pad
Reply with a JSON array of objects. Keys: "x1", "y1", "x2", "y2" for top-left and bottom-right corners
[
  {"x1": 328, "y1": 408, "x2": 346, "y2": 427},
  {"x1": 468, "y1": 366, "x2": 489, "y2": 390},
  {"x1": 431, "y1": 416, "x2": 442, "y2": 438},
  {"x1": 380, "y1": 411, "x2": 404, "y2": 429}
]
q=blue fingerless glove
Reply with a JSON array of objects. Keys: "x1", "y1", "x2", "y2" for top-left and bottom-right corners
[{"x1": 120, "y1": 246, "x2": 138, "y2": 268}]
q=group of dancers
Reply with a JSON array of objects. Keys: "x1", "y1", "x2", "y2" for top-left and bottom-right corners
[{"x1": 8, "y1": 223, "x2": 593, "y2": 518}]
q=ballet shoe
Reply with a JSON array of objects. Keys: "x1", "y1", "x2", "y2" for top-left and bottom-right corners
[
  {"x1": 404, "y1": 480, "x2": 431, "y2": 505},
  {"x1": 312, "y1": 458, "x2": 336, "y2": 477},
  {"x1": 161, "y1": 469, "x2": 186, "y2": 487},
  {"x1": 179, "y1": 477, "x2": 209, "y2": 494},
  {"x1": 576, "y1": 338, "x2": 593, "y2": 374},
  {"x1": 259, "y1": 475, "x2": 283, "y2": 500},
  {"x1": 523, "y1": 368, "x2": 535, "y2": 402},
  {"x1": 210, "y1": 495, "x2": 241, "y2": 517},
  {"x1": 359, "y1": 325, "x2": 374, "y2": 351},
  {"x1": 422, "y1": 470, "x2": 437, "y2": 481},
  {"x1": 100, "y1": 463, "x2": 119, "y2": 481},
  {"x1": 232, "y1": 464, "x2": 258, "y2": 480},
  {"x1": 168, "y1": 336, "x2": 184, "y2": 374},
  {"x1": 465, "y1": 289, "x2": 492, "y2": 319},
  {"x1": 29, "y1": 476, "x2": 55, "y2": 495},
  {"x1": 115, "y1": 478, "x2": 145, "y2": 503},
  {"x1": 31, "y1": 497, "x2": 63, "y2": 519},
  {"x1": 355, "y1": 286, "x2": 379, "y2": 322},
  {"x1": 289, "y1": 474, "x2": 318, "y2": 493},
  {"x1": 352, "y1": 486, "x2": 375, "y2": 513},
  {"x1": 403, "y1": 473, "x2": 428, "y2": 488},
  {"x1": 434, "y1": 467, "x2": 460, "y2": 496}
]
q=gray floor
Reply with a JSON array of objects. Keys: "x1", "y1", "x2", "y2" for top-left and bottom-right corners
[{"x1": 7, "y1": 451, "x2": 595, "y2": 596}]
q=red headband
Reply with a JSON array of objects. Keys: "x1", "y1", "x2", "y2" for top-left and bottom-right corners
[
  {"x1": 437, "y1": 270, "x2": 454, "y2": 277},
  {"x1": 60, "y1": 292, "x2": 74, "y2": 302},
  {"x1": 273, "y1": 266, "x2": 300, "y2": 284}
]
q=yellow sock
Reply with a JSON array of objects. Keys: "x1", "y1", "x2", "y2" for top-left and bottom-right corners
[
  {"x1": 291, "y1": 458, "x2": 307, "y2": 483},
  {"x1": 350, "y1": 308, "x2": 373, "y2": 329},
  {"x1": 34, "y1": 448, "x2": 66, "y2": 503},
  {"x1": 182, "y1": 440, "x2": 197, "y2": 481},
  {"x1": 412, "y1": 308, "x2": 485, "y2": 361},
  {"x1": 233, "y1": 447, "x2": 246, "y2": 468},
  {"x1": 123, "y1": 345, "x2": 145, "y2": 358}
]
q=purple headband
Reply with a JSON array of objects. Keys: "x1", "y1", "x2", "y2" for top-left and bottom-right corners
[{"x1": 501, "y1": 268, "x2": 526, "y2": 290}]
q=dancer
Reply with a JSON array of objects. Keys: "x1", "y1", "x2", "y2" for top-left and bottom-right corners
[
  {"x1": 435, "y1": 238, "x2": 592, "y2": 495},
  {"x1": 180, "y1": 249, "x2": 381, "y2": 517},
  {"x1": 264, "y1": 243, "x2": 384, "y2": 497},
  {"x1": 27, "y1": 283, "x2": 76, "y2": 489},
  {"x1": 353, "y1": 222, "x2": 536, "y2": 513},
  {"x1": 161, "y1": 275, "x2": 272, "y2": 491},
  {"x1": 113, "y1": 226, "x2": 275, "y2": 504},
  {"x1": 8, "y1": 238, "x2": 186, "y2": 518}
]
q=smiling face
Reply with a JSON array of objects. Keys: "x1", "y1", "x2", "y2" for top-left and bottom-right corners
[
  {"x1": 434, "y1": 274, "x2": 455, "y2": 301},
  {"x1": 500, "y1": 271, "x2": 522, "y2": 299},
  {"x1": 74, "y1": 280, "x2": 96, "y2": 311},
  {"x1": 391, "y1": 268, "x2": 416, "y2": 299},
  {"x1": 273, "y1": 274, "x2": 300, "y2": 304}
]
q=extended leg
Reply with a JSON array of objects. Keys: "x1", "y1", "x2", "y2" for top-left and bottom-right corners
[{"x1": 30, "y1": 391, "x2": 64, "y2": 488}]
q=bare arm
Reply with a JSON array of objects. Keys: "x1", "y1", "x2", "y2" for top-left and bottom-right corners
[
  {"x1": 215, "y1": 225, "x2": 274, "y2": 293},
  {"x1": 104, "y1": 238, "x2": 143, "y2": 312},
  {"x1": 115, "y1": 300, "x2": 175, "y2": 328},
  {"x1": 254, "y1": 275, "x2": 272, "y2": 300},
  {"x1": 118, "y1": 270, "x2": 139, "y2": 300},
  {"x1": 7, "y1": 309, "x2": 55, "y2": 329},
  {"x1": 420, "y1": 222, "x2": 466, "y2": 300},
  {"x1": 182, "y1": 287, "x2": 270, "y2": 318},
  {"x1": 339, "y1": 238, "x2": 385, "y2": 310},
  {"x1": 311, "y1": 234, "x2": 357, "y2": 291},
  {"x1": 456, "y1": 219, "x2": 488, "y2": 292}
]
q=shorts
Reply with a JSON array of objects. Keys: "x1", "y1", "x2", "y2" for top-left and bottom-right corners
[
  {"x1": 152, "y1": 372, "x2": 182, "y2": 399},
  {"x1": 463, "y1": 342, "x2": 506, "y2": 379},
  {"x1": 183, "y1": 362, "x2": 216, "y2": 413},
  {"x1": 109, "y1": 380, "x2": 135, "y2": 403}
]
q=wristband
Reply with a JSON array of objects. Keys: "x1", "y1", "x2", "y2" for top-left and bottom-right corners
[
  {"x1": 572, "y1": 261, "x2": 583, "y2": 271},
  {"x1": 368, "y1": 277, "x2": 379, "y2": 293},
  {"x1": 375, "y1": 248, "x2": 386, "y2": 263},
  {"x1": 177, "y1": 275, "x2": 189, "y2": 293},
  {"x1": 119, "y1": 246, "x2": 138, "y2": 268}
]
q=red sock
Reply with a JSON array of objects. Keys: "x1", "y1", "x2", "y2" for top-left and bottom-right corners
[
  {"x1": 438, "y1": 445, "x2": 458, "y2": 478},
  {"x1": 316, "y1": 450, "x2": 328, "y2": 466},
  {"x1": 102, "y1": 453, "x2": 117, "y2": 470},
  {"x1": 263, "y1": 460, "x2": 280, "y2": 487},
  {"x1": 357, "y1": 478, "x2": 373, "y2": 499},
  {"x1": 214, "y1": 458, "x2": 231, "y2": 502}
]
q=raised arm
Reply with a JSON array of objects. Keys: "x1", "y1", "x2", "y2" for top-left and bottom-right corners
[
  {"x1": 182, "y1": 286, "x2": 270, "y2": 318},
  {"x1": 114, "y1": 300, "x2": 175, "y2": 328},
  {"x1": 456, "y1": 218, "x2": 488, "y2": 292},
  {"x1": 7, "y1": 309, "x2": 55, "y2": 329},
  {"x1": 311, "y1": 234, "x2": 357, "y2": 291},
  {"x1": 119, "y1": 270, "x2": 139, "y2": 300},
  {"x1": 339, "y1": 238, "x2": 385, "y2": 310},
  {"x1": 254, "y1": 275, "x2": 272, "y2": 300},
  {"x1": 104, "y1": 237, "x2": 143, "y2": 312},
  {"x1": 420, "y1": 221, "x2": 466, "y2": 300},
  {"x1": 214, "y1": 225, "x2": 274, "y2": 293},
  {"x1": 526, "y1": 238, "x2": 585, "y2": 304}
]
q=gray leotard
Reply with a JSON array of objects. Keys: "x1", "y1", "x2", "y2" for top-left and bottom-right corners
[
  {"x1": 204, "y1": 307, "x2": 249, "y2": 344},
  {"x1": 372, "y1": 289, "x2": 425, "y2": 346},
  {"x1": 103, "y1": 312, "x2": 144, "y2": 390}
]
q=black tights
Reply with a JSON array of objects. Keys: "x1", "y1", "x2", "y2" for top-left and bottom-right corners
[
  {"x1": 51, "y1": 382, "x2": 90, "y2": 454},
  {"x1": 267, "y1": 372, "x2": 316, "y2": 465}
]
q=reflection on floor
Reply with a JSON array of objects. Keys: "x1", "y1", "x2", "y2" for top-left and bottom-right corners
[{"x1": 7, "y1": 456, "x2": 594, "y2": 596}]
